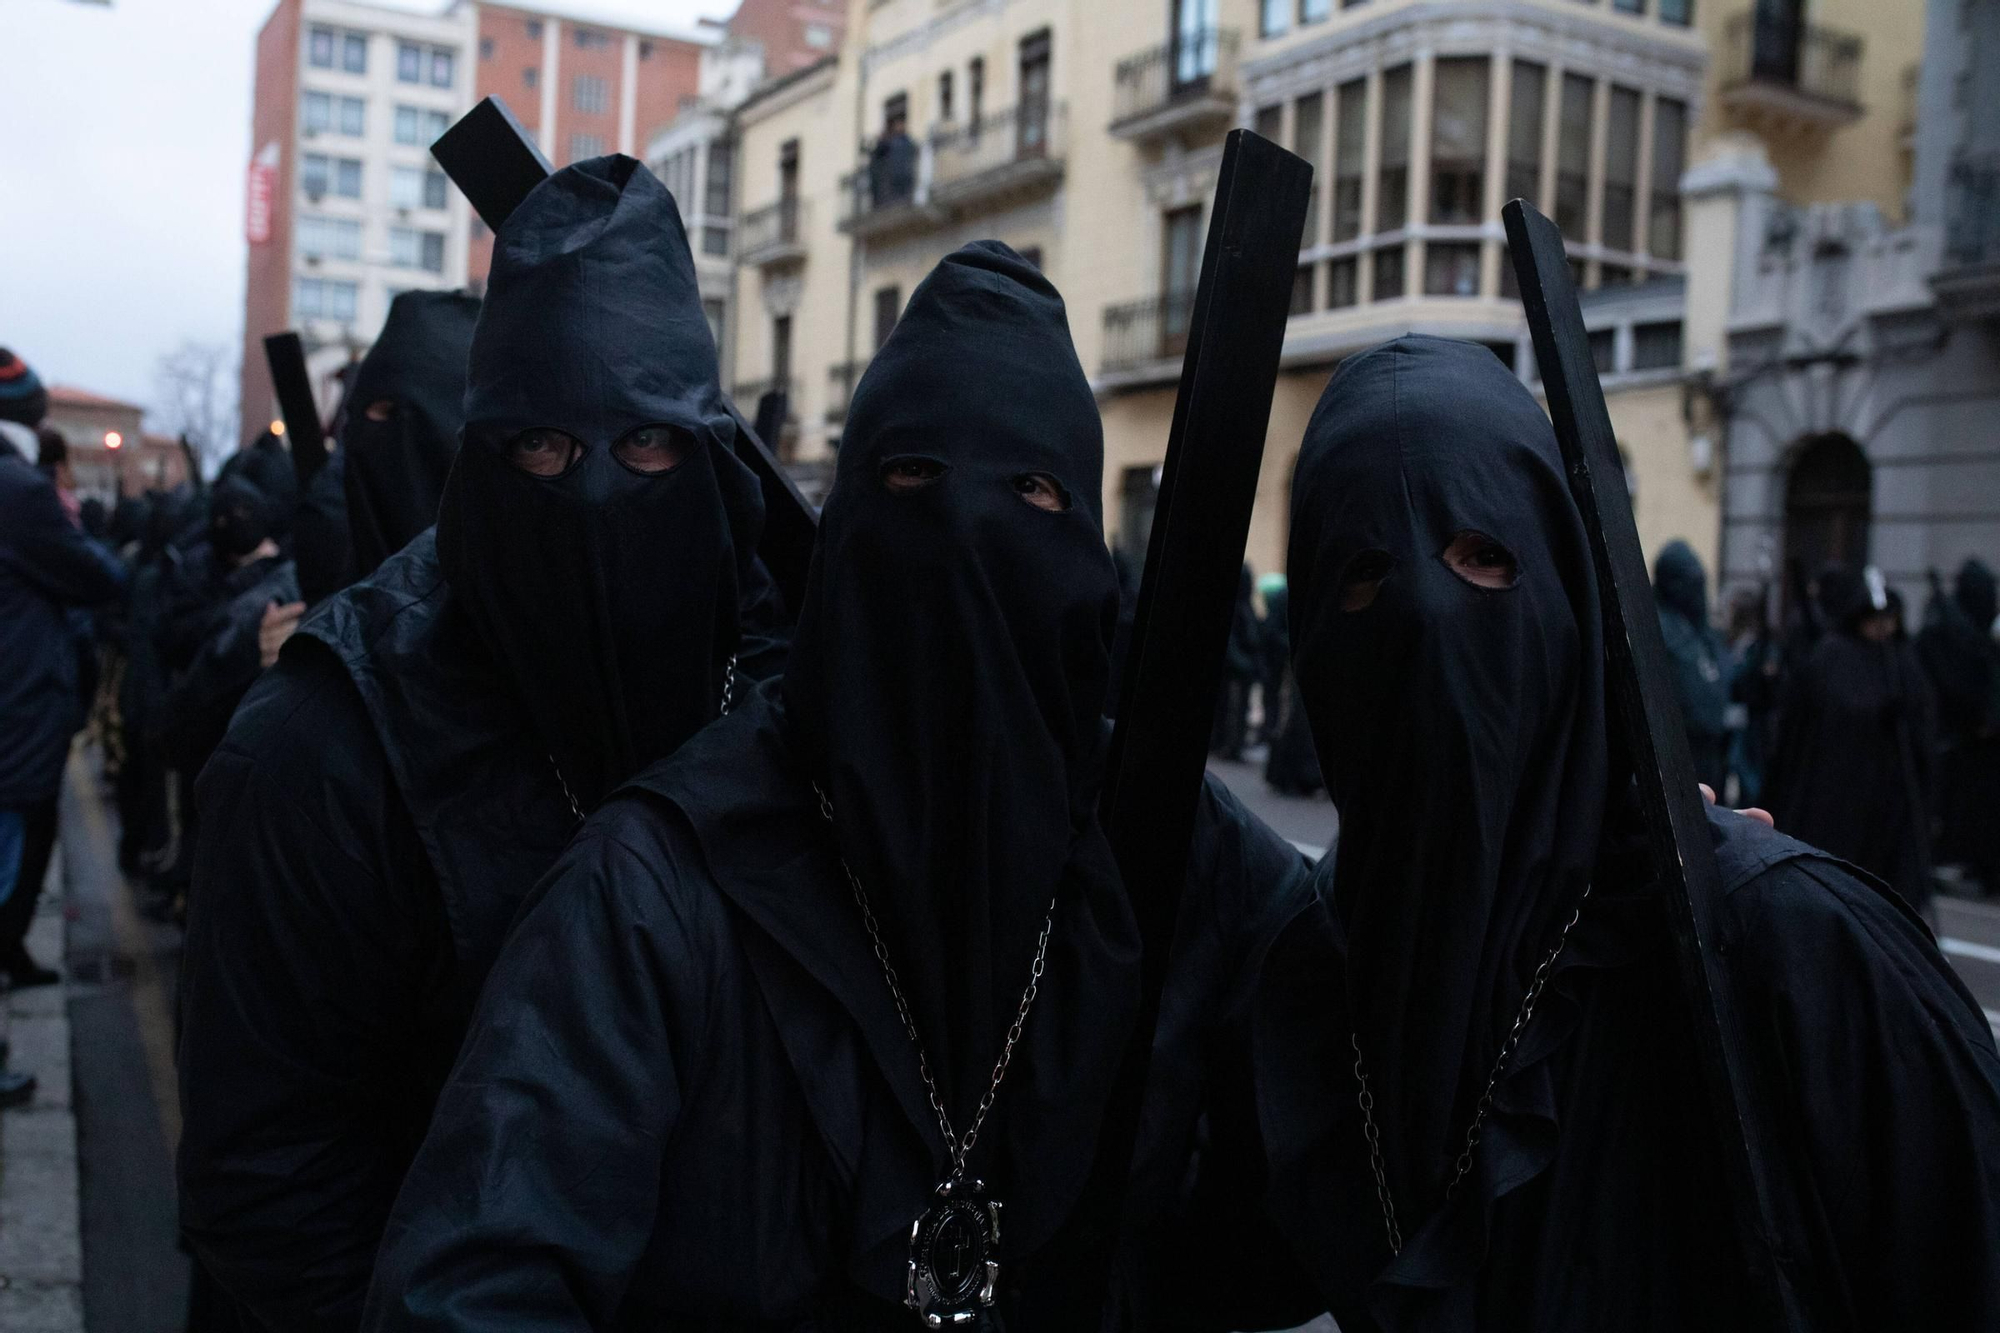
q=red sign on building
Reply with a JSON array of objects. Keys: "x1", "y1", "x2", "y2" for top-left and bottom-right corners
[{"x1": 246, "y1": 141, "x2": 279, "y2": 245}]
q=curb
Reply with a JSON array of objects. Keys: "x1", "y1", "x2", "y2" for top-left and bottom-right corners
[{"x1": 0, "y1": 848, "x2": 85, "y2": 1332}]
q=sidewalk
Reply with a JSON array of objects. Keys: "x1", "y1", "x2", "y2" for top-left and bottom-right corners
[{"x1": 0, "y1": 849, "x2": 85, "y2": 1332}]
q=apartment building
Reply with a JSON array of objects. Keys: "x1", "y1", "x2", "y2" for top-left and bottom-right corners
[{"x1": 241, "y1": 0, "x2": 478, "y2": 435}]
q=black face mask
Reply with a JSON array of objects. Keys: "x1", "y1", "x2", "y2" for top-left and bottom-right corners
[
  {"x1": 782, "y1": 241, "x2": 1123, "y2": 1119},
  {"x1": 209, "y1": 474, "x2": 273, "y2": 559},
  {"x1": 229, "y1": 431, "x2": 299, "y2": 537},
  {"x1": 437, "y1": 154, "x2": 764, "y2": 810},
  {"x1": 342, "y1": 289, "x2": 480, "y2": 576},
  {"x1": 1288, "y1": 336, "x2": 1606, "y2": 1216}
]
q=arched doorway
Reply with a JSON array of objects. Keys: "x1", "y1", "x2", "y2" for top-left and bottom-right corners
[{"x1": 1783, "y1": 432, "x2": 1872, "y2": 583}]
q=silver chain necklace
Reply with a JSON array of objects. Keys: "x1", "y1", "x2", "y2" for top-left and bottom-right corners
[
  {"x1": 549, "y1": 653, "x2": 739, "y2": 824},
  {"x1": 812, "y1": 779, "x2": 1056, "y2": 1328},
  {"x1": 1350, "y1": 882, "x2": 1591, "y2": 1257}
]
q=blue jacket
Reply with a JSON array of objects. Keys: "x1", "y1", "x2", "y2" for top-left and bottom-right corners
[{"x1": 0, "y1": 448, "x2": 125, "y2": 804}]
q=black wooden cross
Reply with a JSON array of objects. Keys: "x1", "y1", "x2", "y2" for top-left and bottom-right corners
[{"x1": 263, "y1": 331, "x2": 329, "y2": 486}]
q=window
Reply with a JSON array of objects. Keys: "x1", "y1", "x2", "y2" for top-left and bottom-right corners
[
  {"x1": 969, "y1": 57, "x2": 985, "y2": 129},
  {"x1": 874, "y1": 286, "x2": 901, "y2": 351},
  {"x1": 779, "y1": 138, "x2": 800, "y2": 202},
  {"x1": 1300, "y1": 0, "x2": 1331, "y2": 21},
  {"x1": 526, "y1": 18, "x2": 543, "y2": 39},
  {"x1": 702, "y1": 299, "x2": 725, "y2": 351},
  {"x1": 303, "y1": 91, "x2": 331, "y2": 133},
  {"x1": 574, "y1": 27, "x2": 609, "y2": 49},
  {"x1": 706, "y1": 139, "x2": 733, "y2": 219},
  {"x1": 431, "y1": 49, "x2": 455, "y2": 88},
  {"x1": 306, "y1": 93, "x2": 366, "y2": 136},
  {"x1": 1424, "y1": 241, "x2": 1482, "y2": 295},
  {"x1": 1507, "y1": 61, "x2": 1546, "y2": 207},
  {"x1": 1261, "y1": 0, "x2": 1287, "y2": 37},
  {"x1": 571, "y1": 133, "x2": 606, "y2": 160},
  {"x1": 1633, "y1": 320, "x2": 1682, "y2": 371},
  {"x1": 1555, "y1": 73, "x2": 1594, "y2": 238},
  {"x1": 1650, "y1": 97, "x2": 1687, "y2": 260},
  {"x1": 1377, "y1": 64, "x2": 1413, "y2": 233},
  {"x1": 883, "y1": 92, "x2": 909, "y2": 135},
  {"x1": 481, "y1": 37, "x2": 494, "y2": 60},
  {"x1": 1327, "y1": 256, "x2": 1358, "y2": 307},
  {"x1": 939, "y1": 70, "x2": 955, "y2": 121},
  {"x1": 1018, "y1": 31, "x2": 1052, "y2": 156},
  {"x1": 395, "y1": 105, "x2": 451, "y2": 146},
  {"x1": 398, "y1": 42, "x2": 423, "y2": 83},
  {"x1": 1291, "y1": 265, "x2": 1316, "y2": 315},
  {"x1": 1614, "y1": 0, "x2": 1644, "y2": 11},
  {"x1": 340, "y1": 96, "x2": 365, "y2": 136},
  {"x1": 309, "y1": 28, "x2": 335, "y2": 67},
  {"x1": 1603, "y1": 85, "x2": 1640, "y2": 252},
  {"x1": 390, "y1": 226, "x2": 446, "y2": 273},
  {"x1": 297, "y1": 215, "x2": 361, "y2": 260},
  {"x1": 1659, "y1": 0, "x2": 1692, "y2": 25},
  {"x1": 424, "y1": 168, "x2": 448, "y2": 209},
  {"x1": 1333, "y1": 78, "x2": 1365, "y2": 241},
  {"x1": 805, "y1": 23, "x2": 834, "y2": 49},
  {"x1": 1164, "y1": 204, "x2": 1204, "y2": 352},
  {"x1": 772, "y1": 315, "x2": 793, "y2": 383},
  {"x1": 703, "y1": 226, "x2": 729, "y2": 257},
  {"x1": 293, "y1": 277, "x2": 359, "y2": 321},
  {"x1": 1254, "y1": 103, "x2": 1282, "y2": 141},
  {"x1": 1430, "y1": 57, "x2": 1489, "y2": 224},
  {"x1": 1589, "y1": 328, "x2": 1616, "y2": 374},
  {"x1": 1373, "y1": 245, "x2": 1406, "y2": 300},
  {"x1": 1295, "y1": 92, "x2": 1324, "y2": 246},
  {"x1": 391, "y1": 166, "x2": 450, "y2": 210},
  {"x1": 343, "y1": 32, "x2": 367, "y2": 72},
  {"x1": 301, "y1": 153, "x2": 362, "y2": 199},
  {"x1": 574, "y1": 73, "x2": 609, "y2": 114},
  {"x1": 524, "y1": 67, "x2": 539, "y2": 89},
  {"x1": 1600, "y1": 263, "x2": 1633, "y2": 285}
]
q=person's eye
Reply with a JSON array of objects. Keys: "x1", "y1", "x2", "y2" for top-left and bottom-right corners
[
  {"x1": 1442, "y1": 530, "x2": 1520, "y2": 590},
  {"x1": 363, "y1": 399, "x2": 397, "y2": 423},
  {"x1": 505, "y1": 428, "x2": 583, "y2": 478},
  {"x1": 880, "y1": 456, "x2": 947, "y2": 494},
  {"x1": 1012, "y1": 472, "x2": 1070, "y2": 513},
  {"x1": 612, "y1": 424, "x2": 692, "y2": 475},
  {"x1": 1338, "y1": 548, "x2": 1395, "y2": 612}
]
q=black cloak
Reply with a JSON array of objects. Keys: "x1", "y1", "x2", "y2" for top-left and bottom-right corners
[
  {"x1": 343, "y1": 290, "x2": 480, "y2": 579},
  {"x1": 1652, "y1": 539, "x2": 1729, "y2": 790},
  {"x1": 1766, "y1": 571, "x2": 1940, "y2": 909},
  {"x1": 177, "y1": 155, "x2": 779, "y2": 1333},
  {"x1": 1247, "y1": 337, "x2": 2000, "y2": 1332},
  {"x1": 363, "y1": 242, "x2": 1311, "y2": 1332},
  {"x1": 1920, "y1": 559, "x2": 2000, "y2": 888}
]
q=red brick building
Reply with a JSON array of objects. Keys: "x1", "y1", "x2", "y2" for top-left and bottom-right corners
[
  {"x1": 464, "y1": 4, "x2": 708, "y2": 287},
  {"x1": 722, "y1": 0, "x2": 845, "y2": 80}
]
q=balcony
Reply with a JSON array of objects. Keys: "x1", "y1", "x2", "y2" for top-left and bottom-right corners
[
  {"x1": 1099, "y1": 291, "x2": 1195, "y2": 384},
  {"x1": 1109, "y1": 28, "x2": 1238, "y2": 143},
  {"x1": 825, "y1": 358, "x2": 869, "y2": 424},
  {"x1": 1934, "y1": 156, "x2": 2000, "y2": 321},
  {"x1": 1718, "y1": 12, "x2": 1864, "y2": 133},
  {"x1": 839, "y1": 103, "x2": 1067, "y2": 240},
  {"x1": 738, "y1": 197, "x2": 807, "y2": 268}
]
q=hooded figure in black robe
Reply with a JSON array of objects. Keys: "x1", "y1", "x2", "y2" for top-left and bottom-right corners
[
  {"x1": 1920, "y1": 558, "x2": 2000, "y2": 892},
  {"x1": 177, "y1": 154, "x2": 781, "y2": 1333},
  {"x1": 1767, "y1": 564, "x2": 1940, "y2": 910},
  {"x1": 1653, "y1": 539, "x2": 1729, "y2": 791},
  {"x1": 1241, "y1": 337, "x2": 2000, "y2": 1333},
  {"x1": 361, "y1": 241, "x2": 1314, "y2": 1332}
]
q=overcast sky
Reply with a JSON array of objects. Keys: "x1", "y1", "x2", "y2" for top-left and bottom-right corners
[{"x1": 0, "y1": 0, "x2": 735, "y2": 434}]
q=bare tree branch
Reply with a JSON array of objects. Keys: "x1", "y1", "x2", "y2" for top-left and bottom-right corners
[{"x1": 153, "y1": 340, "x2": 238, "y2": 475}]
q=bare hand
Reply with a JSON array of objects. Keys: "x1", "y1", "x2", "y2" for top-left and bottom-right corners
[
  {"x1": 1700, "y1": 783, "x2": 1774, "y2": 829},
  {"x1": 258, "y1": 601, "x2": 306, "y2": 668}
]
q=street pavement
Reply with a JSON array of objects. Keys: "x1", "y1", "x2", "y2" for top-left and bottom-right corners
[{"x1": 1207, "y1": 747, "x2": 1337, "y2": 860}]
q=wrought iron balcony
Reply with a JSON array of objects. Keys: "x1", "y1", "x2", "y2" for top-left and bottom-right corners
[
  {"x1": 837, "y1": 135, "x2": 942, "y2": 239},
  {"x1": 1100, "y1": 291, "x2": 1195, "y2": 379},
  {"x1": 1935, "y1": 155, "x2": 2000, "y2": 321},
  {"x1": 1719, "y1": 11, "x2": 1864, "y2": 130},
  {"x1": 838, "y1": 105, "x2": 1067, "y2": 238},
  {"x1": 738, "y1": 197, "x2": 807, "y2": 267},
  {"x1": 1110, "y1": 28, "x2": 1238, "y2": 142},
  {"x1": 825, "y1": 359, "x2": 869, "y2": 423}
]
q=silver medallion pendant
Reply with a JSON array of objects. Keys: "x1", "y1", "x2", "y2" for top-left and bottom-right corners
[{"x1": 905, "y1": 1177, "x2": 1001, "y2": 1328}]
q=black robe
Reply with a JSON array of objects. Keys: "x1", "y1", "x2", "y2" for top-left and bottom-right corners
[
  {"x1": 362, "y1": 688, "x2": 1313, "y2": 1331},
  {"x1": 1249, "y1": 807, "x2": 2000, "y2": 1333}
]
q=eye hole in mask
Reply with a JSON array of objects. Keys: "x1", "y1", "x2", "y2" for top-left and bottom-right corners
[
  {"x1": 880, "y1": 455, "x2": 948, "y2": 494},
  {"x1": 612, "y1": 423, "x2": 694, "y2": 476},
  {"x1": 505, "y1": 427, "x2": 584, "y2": 479},
  {"x1": 1338, "y1": 548, "x2": 1396, "y2": 612},
  {"x1": 1012, "y1": 472, "x2": 1070, "y2": 513},
  {"x1": 1441, "y1": 530, "x2": 1521, "y2": 590}
]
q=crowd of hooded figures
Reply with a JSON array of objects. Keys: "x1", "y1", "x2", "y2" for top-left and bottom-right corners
[{"x1": 4, "y1": 150, "x2": 1999, "y2": 1333}]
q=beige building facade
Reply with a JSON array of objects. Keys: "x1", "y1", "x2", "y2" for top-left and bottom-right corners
[{"x1": 722, "y1": 0, "x2": 1925, "y2": 592}]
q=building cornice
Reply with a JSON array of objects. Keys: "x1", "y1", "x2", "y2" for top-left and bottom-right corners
[
  {"x1": 861, "y1": 0, "x2": 1014, "y2": 76},
  {"x1": 736, "y1": 54, "x2": 838, "y2": 125}
]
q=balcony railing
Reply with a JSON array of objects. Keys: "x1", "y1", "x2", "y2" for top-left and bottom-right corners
[
  {"x1": 1722, "y1": 11, "x2": 1863, "y2": 114},
  {"x1": 931, "y1": 102, "x2": 1067, "y2": 201},
  {"x1": 738, "y1": 197, "x2": 807, "y2": 265},
  {"x1": 826, "y1": 359, "x2": 869, "y2": 423},
  {"x1": 838, "y1": 135, "x2": 937, "y2": 237},
  {"x1": 1110, "y1": 28, "x2": 1239, "y2": 135},
  {"x1": 1946, "y1": 156, "x2": 2000, "y2": 269},
  {"x1": 1101, "y1": 291, "x2": 1195, "y2": 377}
]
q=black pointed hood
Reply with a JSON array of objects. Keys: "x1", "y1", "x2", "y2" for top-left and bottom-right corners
[
  {"x1": 437, "y1": 154, "x2": 765, "y2": 808},
  {"x1": 342, "y1": 289, "x2": 479, "y2": 576}
]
